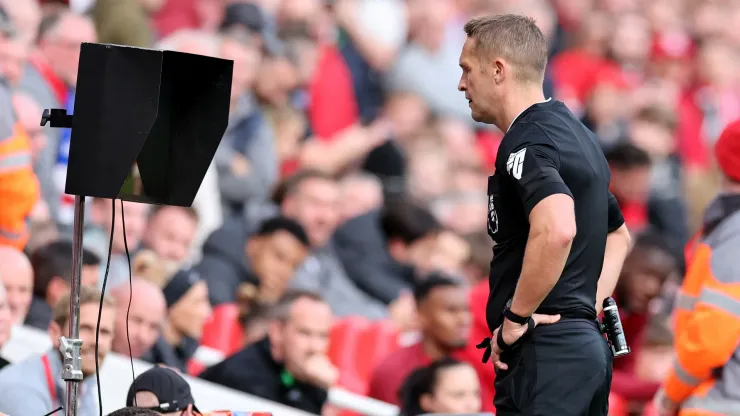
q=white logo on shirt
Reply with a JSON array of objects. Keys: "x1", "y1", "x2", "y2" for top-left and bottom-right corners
[{"x1": 506, "y1": 148, "x2": 527, "y2": 180}]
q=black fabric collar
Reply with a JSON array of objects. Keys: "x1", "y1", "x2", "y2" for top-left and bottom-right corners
[{"x1": 702, "y1": 193, "x2": 740, "y2": 237}]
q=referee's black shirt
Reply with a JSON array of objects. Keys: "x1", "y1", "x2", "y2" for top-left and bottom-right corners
[{"x1": 485, "y1": 99, "x2": 624, "y2": 332}]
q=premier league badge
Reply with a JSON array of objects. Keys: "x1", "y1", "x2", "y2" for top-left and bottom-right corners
[{"x1": 488, "y1": 194, "x2": 499, "y2": 235}]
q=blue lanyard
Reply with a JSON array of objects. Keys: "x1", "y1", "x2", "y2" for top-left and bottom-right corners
[{"x1": 56, "y1": 91, "x2": 75, "y2": 165}]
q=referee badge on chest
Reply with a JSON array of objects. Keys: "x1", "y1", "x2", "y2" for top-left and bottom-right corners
[
  {"x1": 487, "y1": 193, "x2": 499, "y2": 235},
  {"x1": 487, "y1": 175, "x2": 500, "y2": 237}
]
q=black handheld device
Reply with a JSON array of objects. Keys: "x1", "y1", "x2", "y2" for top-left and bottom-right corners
[{"x1": 601, "y1": 297, "x2": 631, "y2": 358}]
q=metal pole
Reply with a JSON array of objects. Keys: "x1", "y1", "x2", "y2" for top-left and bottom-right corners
[{"x1": 62, "y1": 195, "x2": 86, "y2": 416}]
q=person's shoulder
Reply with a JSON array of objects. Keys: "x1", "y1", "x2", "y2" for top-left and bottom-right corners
[
  {"x1": 0, "y1": 358, "x2": 42, "y2": 389},
  {"x1": 24, "y1": 298, "x2": 53, "y2": 330},
  {"x1": 506, "y1": 121, "x2": 553, "y2": 145},
  {"x1": 373, "y1": 344, "x2": 423, "y2": 375},
  {"x1": 499, "y1": 121, "x2": 557, "y2": 167},
  {"x1": 707, "y1": 211, "x2": 740, "y2": 284},
  {"x1": 222, "y1": 341, "x2": 273, "y2": 373},
  {"x1": 516, "y1": 100, "x2": 579, "y2": 134},
  {"x1": 0, "y1": 385, "x2": 48, "y2": 414}
]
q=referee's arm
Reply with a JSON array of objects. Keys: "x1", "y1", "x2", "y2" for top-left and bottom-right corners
[
  {"x1": 595, "y1": 193, "x2": 631, "y2": 314},
  {"x1": 506, "y1": 134, "x2": 576, "y2": 319}
]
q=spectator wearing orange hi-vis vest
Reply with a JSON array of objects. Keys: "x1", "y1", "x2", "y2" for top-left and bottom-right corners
[
  {"x1": 0, "y1": 78, "x2": 40, "y2": 251},
  {"x1": 653, "y1": 119, "x2": 740, "y2": 416}
]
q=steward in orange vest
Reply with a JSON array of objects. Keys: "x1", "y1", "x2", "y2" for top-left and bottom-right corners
[
  {"x1": 654, "y1": 120, "x2": 740, "y2": 416},
  {"x1": 0, "y1": 82, "x2": 40, "y2": 250}
]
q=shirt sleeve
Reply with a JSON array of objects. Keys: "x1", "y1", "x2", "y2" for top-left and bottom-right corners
[
  {"x1": 0, "y1": 386, "x2": 49, "y2": 416},
  {"x1": 505, "y1": 125, "x2": 572, "y2": 216},
  {"x1": 607, "y1": 191, "x2": 625, "y2": 233},
  {"x1": 0, "y1": 83, "x2": 15, "y2": 140}
]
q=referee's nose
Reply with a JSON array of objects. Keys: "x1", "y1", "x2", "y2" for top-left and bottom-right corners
[{"x1": 458, "y1": 77, "x2": 467, "y2": 92}]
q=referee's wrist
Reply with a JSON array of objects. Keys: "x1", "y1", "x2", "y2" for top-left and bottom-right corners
[{"x1": 504, "y1": 308, "x2": 531, "y2": 326}]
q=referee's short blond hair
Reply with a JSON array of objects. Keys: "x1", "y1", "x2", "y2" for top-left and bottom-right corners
[{"x1": 463, "y1": 14, "x2": 549, "y2": 83}]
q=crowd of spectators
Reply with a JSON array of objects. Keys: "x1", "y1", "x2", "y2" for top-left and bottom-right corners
[{"x1": 0, "y1": 0, "x2": 736, "y2": 415}]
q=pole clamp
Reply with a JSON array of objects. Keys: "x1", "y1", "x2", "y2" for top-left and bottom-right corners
[{"x1": 59, "y1": 336, "x2": 84, "y2": 381}]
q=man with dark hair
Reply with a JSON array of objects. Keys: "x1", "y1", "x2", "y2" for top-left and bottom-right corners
[
  {"x1": 107, "y1": 408, "x2": 161, "y2": 416},
  {"x1": 331, "y1": 197, "x2": 449, "y2": 330},
  {"x1": 605, "y1": 142, "x2": 655, "y2": 233},
  {"x1": 381, "y1": 199, "x2": 444, "y2": 278},
  {"x1": 197, "y1": 215, "x2": 310, "y2": 307},
  {"x1": 25, "y1": 239, "x2": 101, "y2": 329},
  {"x1": 200, "y1": 290, "x2": 335, "y2": 414},
  {"x1": 369, "y1": 274, "x2": 472, "y2": 406},
  {"x1": 459, "y1": 14, "x2": 632, "y2": 416},
  {"x1": 236, "y1": 216, "x2": 311, "y2": 309},
  {"x1": 335, "y1": 198, "x2": 444, "y2": 306}
]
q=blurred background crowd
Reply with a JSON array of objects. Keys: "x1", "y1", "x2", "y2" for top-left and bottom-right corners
[{"x1": 0, "y1": 0, "x2": 736, "y2": 415}]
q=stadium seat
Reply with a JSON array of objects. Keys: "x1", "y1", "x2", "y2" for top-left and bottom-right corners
[
  {"x1": 353, "y1": 320, "x2": 401, "y2": 385},
  {"x1": 328, "y1": 317, "x2": 371, "y2": 393},
  {"x1": 201, "y1": 303, "x2": 243, "y2": 356},
  {"x1": 337, "y1": 410, "x2": 363, "y2": 416},
  {"x1": 330, "y1": 320, "x2": 400, "y2": 416},
  {"x1": 188, "y1": 359, "x2": 206, "y2": 377},
  {"x1": 608, "y1": 393, "x2": 628, "y2": 416}
]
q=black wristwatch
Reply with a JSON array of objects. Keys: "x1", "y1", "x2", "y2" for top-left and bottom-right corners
[{"x1": 504, "y1": 308, "x2": 531, "y2": 325}]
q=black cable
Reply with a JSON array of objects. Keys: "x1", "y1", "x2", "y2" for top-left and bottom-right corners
[
  {"x1": 120, "y1": 199, "x2": 136, "y2": 406},
  {"x1": 95, "y1": 199, "x2": 116, "y2": 416},
  {"x1": 42, "y1": 406, "x2": 63, "y2": 416}
]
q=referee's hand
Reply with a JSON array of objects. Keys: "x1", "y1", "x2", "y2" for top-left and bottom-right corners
[{"x1": 490, "y1": 313, "x2": 561, "y2": 370}]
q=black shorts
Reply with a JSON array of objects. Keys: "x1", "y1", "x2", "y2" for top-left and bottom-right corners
[{"x1": 494, "y1": 319, "x2": 613, "y2": 416}]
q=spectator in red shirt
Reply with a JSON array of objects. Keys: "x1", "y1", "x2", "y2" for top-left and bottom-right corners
[
  {"x1": 463, "y1": 278, "x2": 496, "y2": 413},
  {"x1": 611, "y1": 231, "x2": 679, "y2": 403},
  {"x1": 368, "y1": 274, "x2": 471, "y2": 405}
]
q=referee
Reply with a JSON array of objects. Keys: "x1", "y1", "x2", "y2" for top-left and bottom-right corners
[{"x1": 458, "y1": 15, "x2": 632, "y2": 416}]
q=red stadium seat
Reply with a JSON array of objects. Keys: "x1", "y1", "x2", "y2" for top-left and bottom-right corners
[
  {"x1": 337, "y1": 411, "x2": 363, "y2": 416},
  {"x1": 353, "y1": 320, "x2": 401, "y2": 385},
  {"x1": 201, "y1": 303, "x2": 243, "y2": 356},
  {"x1": 608, "y1": 393, "x2": 628, "y2": 416},
  {"x1": 328, "y1": 317, "x2": 402, "y2": 396},
  {"x1": 328, "y1": 317, "x2": 371, "y2": 393},
  {"x1": 187, "y1": 359, "x2": 206, "y2": 377}
]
